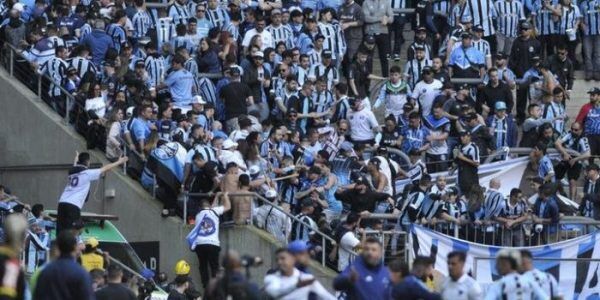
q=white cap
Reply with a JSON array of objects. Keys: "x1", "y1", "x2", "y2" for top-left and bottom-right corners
[
  {"x1": 222, "y1": 139, "x2": 238, "y2": 149},
  {"x1": 126, "y1": 106, "x2": 134, "y2": 118},
  {"x1": 265, "y1": 189, "x2": 278, "y2": 199},
  {"x1": 191, "y1": 95, "x2": 206, "y2": 105},
  {"x1": 252, "y1": 51, "x2": 264, "y2": 58},
  {"x1": 249, "y1": 165, "x2": 261, "y2": 176},
  {"x1": 12, "y1": 3, "x2": 24, "y2": 12}
]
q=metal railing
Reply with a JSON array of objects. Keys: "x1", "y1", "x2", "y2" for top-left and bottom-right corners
[{"x1": 183, "y1": 191, "x2": 354, "y2": 270}]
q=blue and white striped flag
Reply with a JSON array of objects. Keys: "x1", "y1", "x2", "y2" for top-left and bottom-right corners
[{"x1": 409, "y1": 224, "x2": 600, "y2": 299}]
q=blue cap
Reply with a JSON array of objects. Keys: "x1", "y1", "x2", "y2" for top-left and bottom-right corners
[
  {"x1": 495, "y1": 101, "x2": 507, "y2": 111},
  {"x1": 141, "y1": 268, "x2": 155, "y2": 280},
  {"x1": 287, "y1": 240, "x2": 309, "y2": 254}
]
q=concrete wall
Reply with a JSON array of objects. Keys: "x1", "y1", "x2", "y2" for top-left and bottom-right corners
[{"x1": 0, "y1": 68, "x2": 337, "y2": 290}]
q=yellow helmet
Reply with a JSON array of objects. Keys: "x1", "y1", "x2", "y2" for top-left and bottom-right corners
[
  {"x1": 85, "y1": 237, "x2": 99, "y2": 248},
  {"x1": 174, "y1": 260, "x2": 191, "y2": 275}
]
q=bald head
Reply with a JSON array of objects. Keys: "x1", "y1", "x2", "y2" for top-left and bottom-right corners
[{"x1": 490, "y1": 178, "x2": 501, "y2": 189}]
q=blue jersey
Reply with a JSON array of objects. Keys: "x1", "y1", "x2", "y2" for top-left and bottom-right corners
[
  {"x1": 557, "y1": 3, "x2": 582, "y2": 34},
  {"x1": 585, "y1": 106, "x2": 600, "y2": 135},
  {"x1": 402, "y1": 125, "x2": 431, "y2": 153},
  {"x1": 538, "y1": 155, "x2": 556, "y2": 182},
  {"x1": 132, "y1": 9, "x2": 152, "y2": 38},
  {"x1": 106, "y1": 23, "x2": 127, "y2": 53},
  {"x1": 168, "y1": 3, "x2": 191, "y2": 25},
  {"x1": 466, "y1": 0, "x2": 497, "y2": 35},
  {"x1": 206, "y1": 7, "x2": 230, "y2": 29},
  {"x1": 533, "y1": 0, "x2": 559, "y2": 35},
  {"x1": 164, "y1": 69, "x2": 195, "y2": 105},
  {"x1": 580, "y1": 0, "x2": 600, "y2": 35}
]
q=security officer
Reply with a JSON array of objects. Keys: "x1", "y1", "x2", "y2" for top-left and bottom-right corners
[
  {"x1": 79, "y1": 237, "x2": 106, "y2": 272},
  {"x1": 547, "y1": 44, "x2": 574, "y2": 95},
  {"x1": 168, "y1": 260, "x2": 202, "y2": 299},
  {"x1": 448, "y1": 32, "x2": 485, "y2": 79},
  {"x1": 509, "y1": 22, "x2": 541, "y2": 123}
]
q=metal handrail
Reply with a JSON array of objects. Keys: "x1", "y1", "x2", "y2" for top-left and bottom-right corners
[
  {"x1": 184, "y1": 191, "x2": 355, "y2": 268},
  {"x1": 0, "y1": 163, "x2": 102, "y2": 171},
  {"x1": 483, "y1": 147, "x2": 582, "y2": 164}
]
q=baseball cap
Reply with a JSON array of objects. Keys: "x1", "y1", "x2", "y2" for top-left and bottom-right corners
[
  {"x1": 364, "y1": 35, "x2": 375, "y2": 44},
  {"x1": 458, "y1": 130, "x2": 471, "y2": 136},
  {"x1": 322, "y1": 50, "x2": 333, "y2": 58},
  {"x1": 473, "y1": 25, "x2": 484, "y2": 32},
  {"x1": 271, "y1": 8, "x2": 282, "y2": 14},
  {"x1": 135, "y1": 60, "x2": 145, "y2": 68},
  {"x1": 191, "y1": 95, "x2": 206, "y2": 105},
  {"x1": 414, "y1": 44, "x2": 425, "y2": 51},
  {"x1": 253, "y1": 51, "x2": 264, "y2": 58},
  {"x1": 520, "y1": 22, "x2": 532, "y2": 30},
  {"x1": 265, "y1": 189, "x2": 278, "y2": 199},
  {"x1": 102, "y1": 60, "x2": 116, "y2": 68},
  {"x1": 422, "y1": 66, "x2": 433, "y2": 74},
  {"x1": 416, "y1": 26, "x2": 427, "y2": 32},
  {"x1": 532, "y1": 55, "x2": 541, "y2": 62},
  {"x1": 287, "y1": 240, "x2": 309, "y2": 254},
  {"x1": 354, "y1": 175, "x2": 369, "y2": 185},
  {"x1": 458, "y1": 83, "x2": 470, "y2": 90},
  {"x1": 460, "y1": 14, "x2": 473, "y2": 23},
  {"x1": 495, "y1": 101, "x2": 507, "y2": 111},
  {"x1": 315, "y1": 33, "x2": 325, "y2": 40},
  {"x1": 588, "y1": 87, "x2": 600, "y2": 94},
  {"x1": 495, "y1": 52, "x2": 507, "y2": 60},
  {"x1": 464, "y1": 112, "x2": 478, "y2": 120},
  {"x1": 12, "y1": 3, "x2": 24, "y2": 12}
]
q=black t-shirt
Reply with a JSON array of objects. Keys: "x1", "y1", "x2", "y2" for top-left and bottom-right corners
[
  {"x1": 348, "y1": 62, "x2": 370, "y2": 98},
  {"x1": 95, "y1": 283, "x2": 137, "y2": 300},
  {"x1": 220, "y1": 81, "x2": 252, "y2": 119},
  {"x1": 167, "y1": 290, "x2": 187, "y2": 300}
]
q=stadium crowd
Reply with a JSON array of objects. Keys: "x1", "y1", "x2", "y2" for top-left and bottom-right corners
[{"x1": 2, "y1": 0, "x2": 600, "y2": 297}]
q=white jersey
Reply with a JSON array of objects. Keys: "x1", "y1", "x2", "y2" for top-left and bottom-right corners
[
  {"x1": 192, "y1": 206, "x2": 225, "y2": 247},
  {"x1": 522, "y1": 269, "x2": 562, "y2": 299},
  {"x1": 338, "y1": 231, "x2": 360, "y2": 272},
  {"x1": 440, "y1": 273, "x2": 483, "y2": 300},
  {"x1": 255, "y1": 204, "x2": 292, "y2": 244},
  {"x1": 348, "y1": 108, "x2": 379, "y2": 142},
  {"x1": 264, "y1": 268, "x2": 336, "y2": 300},
  {"x1": 58, "y1": 167, "x2": 102, "y2": 209},
  {"x1": 412, "y1": 79, "x2": 443, "y2": 117},
  {"x1": 484, "y1": 272, "x2": 549, "y2": 300}
]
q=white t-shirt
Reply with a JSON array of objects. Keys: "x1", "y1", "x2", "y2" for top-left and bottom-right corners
[
  {"x1": 193, "y1": 206, "x2": 225, "y2": 247},
  {"x1": 412, "y1": 79, "x2": 443, "y2": 117},
  {"x1": 348, "y1": 108, "x2": 379, "y2": 142},
  {"x1": 241, "y1": 29, "x2": 274, "y2": 50},
  {"x1": 440, "y1": 274, "x2": 483, "y2": 300},
  {"x1": 264, "y1": 268, "x2": 336, "y2": 300},
  {"x1": 58, "y1": 168, "x2": 102, "y2": 209},
  {"x1": 85, "y1": 97, "x2": 107, "y2": 119},
  {"x1": 338, "y1": 231, "x2": 360, "y2": 272}
]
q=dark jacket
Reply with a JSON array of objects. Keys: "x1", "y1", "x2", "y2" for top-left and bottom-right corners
[
  {"x1": 391, "y1": 275, "x2": 441, "y2": 300},
  {"x1": 95, "y1": 282, "x2": 136, "y2": 300},
  {"x1": 509, "y1": 36, "x2": 542, "y2": 77},
  {"x1": 547, "y1": 54, "x2": 574, "y2": 90},
  {"x1": 34, "y1": 255, "x2": 94, "y2": 300},
  {"x1": 532, "y1": 197, "x2": 560, "y2": 224},
  {"x1": 333, "y1": 256, "x2": 391, "y2": 300},
  {"x1": 476, "y1": 81, "x2": 514, "y2": 115},
  {"x1": 580, "y1": 178, "x2": 600, "y2": 219}
]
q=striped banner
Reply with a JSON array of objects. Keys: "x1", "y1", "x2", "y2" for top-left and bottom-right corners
[{"x1": 409, "y1": 224, "x2": 600, "y2": 299}]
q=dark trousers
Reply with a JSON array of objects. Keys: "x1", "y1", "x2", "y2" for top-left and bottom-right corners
[
  {"x1": 195, "y1": 244, "x2": 221, "y2": 288},
  {"x1": 375, "y1": 33, "x2": 391, "y2": 77},
  {"x1": 588, "y1": 134, "x2": 600, "y2": 164},
  {"x1": 425, "y1": 153, "x2": 448, "y2": 173},
  {"x1": 539, "y1": 34, "x2": 558, "y2": 57},
  {"x1": 56, "y1": 202, "x2": 81, "y2": 235},
  {"x1": 390, "y1": 16, "x2": 408, "y2": 53},
  {"x1": 558, "y1": 34, "x2": 579, "y2": 66},
  {"x1": 516, "y1": 85, "x2": 528, "y2": 122}
]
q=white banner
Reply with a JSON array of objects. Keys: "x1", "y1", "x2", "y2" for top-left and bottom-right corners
[{"x1": 408, "y1": 225, "x2": 600, "y2": 299}]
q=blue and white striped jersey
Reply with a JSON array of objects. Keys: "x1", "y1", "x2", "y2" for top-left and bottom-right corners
[
  {"x1": 559, "y1": 132, "x2": 591, "y2": 153},
  {"x1": 171, "y1": 36, "x2": 196, "y2": 55},
  {"x1": 404, "y1": 58, "x2": 433, "y2": 88},
  {"x1": 308, "y1": 49, "x2": 322, "y2": 66},
  {"x1": 132, "y1": 9, "x2": 152, "y2": 38},
  {"x1": 538, "y1": 155, "x2": 555, "y2": 182},
  {"x1": 391, "y1": 0, "x2": 408, "y2": 15},
  {"x1": 311, "y1": 90, "x2": 334, "y2": 114},
  {"x1": 106, "y1": 23, "x2": 127, "y2": 53},
  {"x1": 267, "y1": 24, "x2": 294, "y2": 48},
  {"x1": 473, "y1": 38, "x2": 492, "y2": 58},
  {"x1": 184, "y1": 58, "x2": 199, "y2": 78},
  {"x1": 68, "y1": 56, "x2": 98, "y2": 79},
  {"x1": 194, "y1": 77, "x2": 218, "y2": 106},
  {"x1": 168, "y1": 3, "x2": 192, "y2": 25},
  {"x1": 466, "y1": 0, "x2": 497, "y2": 36},
  {"x1": 145, "y1": 55, "x2": 166, "y2": 87},
  {"x1": 580, "y1": 0, "x2": 600, "y2": 35},
  {"x1": 224, "y1": 22, "x2": 240, "y2": 41},
  {"x1": 495, "y1": 0, "x2": 526, "y2": 37},
  {"x1": 318, "y1": 22, "x2": 344, "y2": 60},
  {"x1": 308, "y1": 64, "x2": 340, "y2": 90},
  {"x1": 542, "y1": 101, "x2": 566, "y2": 134},
  {"x1": 433, "y1": 0, "x2": 452, "y2": 17},
  {"x1": 402, "y1": 125, "x2": 431, "y2": 153},
  {"x1": 206, "y1": 7, "x2": 230, "y2": 29},
  {"x1": 532, "y1": 0, "x2": 559, "y2": 35},
  {"x1": 488, "y1": 116, "x2": 509, "y2": 149},
  {"x1": 156, "y1": 18, "x2": 175, "y2": 51},
  {"x1": 39, "y1": 57, "x2": 68, "y2": 97},
  {"x1": 556, "y1": 3, "x2": 582, "y2": 34},
  {"x1": 461, "y1": 142, "x2": 480, "y2": 163}
]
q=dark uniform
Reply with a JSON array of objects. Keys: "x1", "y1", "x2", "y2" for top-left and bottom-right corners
[{"x1": 509, "y1": 30, "x2": 542, "y2": 122}]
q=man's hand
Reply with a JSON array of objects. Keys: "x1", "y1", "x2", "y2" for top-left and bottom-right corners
[
  {"x1": 341, "y1": 22, "x2": 351, "y2": 30},
  {"x1": 505, "y1": 220, "x2": 513, "y2": 229},
  {"x1": 563, "y1": 153, "x2": 572, "y2": 161},
  {"x1": 118, "y1": 156, "x2": 129, "y2": 164},
  {"x1": 359, "y1": 211, "x2": 371, "y2": 218}
]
